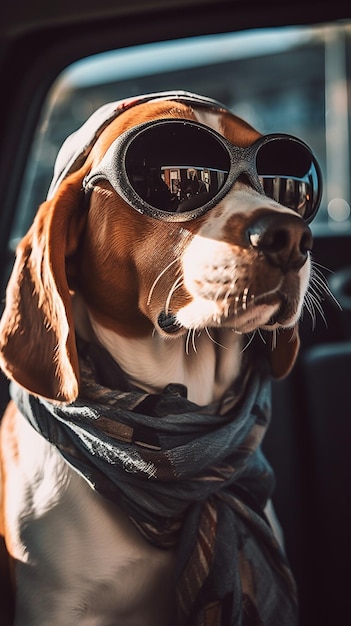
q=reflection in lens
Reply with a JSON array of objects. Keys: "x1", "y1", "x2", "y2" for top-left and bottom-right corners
[
  {"x1": 257, "y1": 138, "x2": 319, "y2": 220},
  {"x1": 125, "y1": 122, "x2": 230, "y2": 212},
  {"x1": 127, "y1": 165, "x2": 228, "y2": 212},
  {"x1": 259, "y1": 176, "x2": 312, "y2": 217},
  {"x1": 159, "y1": 166, "x2": 227, "y2": 212}
]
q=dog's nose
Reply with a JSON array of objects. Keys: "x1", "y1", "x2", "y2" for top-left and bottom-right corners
[{"x1": 247, "y1": 212, "x2": 313, "y2": 271}]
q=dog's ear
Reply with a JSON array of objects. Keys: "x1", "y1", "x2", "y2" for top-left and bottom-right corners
[
  {"x1": 0, "y1": 171, "x2": 87, "y2": 403},
  {"x1": 268, "y1": 326, "x2": 300, "y2": 379}
]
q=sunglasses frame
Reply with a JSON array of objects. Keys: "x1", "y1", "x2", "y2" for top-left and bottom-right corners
[{"x1": 83, "y1": 118, "x2": 323, "y2": 224}]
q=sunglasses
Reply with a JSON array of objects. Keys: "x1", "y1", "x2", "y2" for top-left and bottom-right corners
[{"x1": 83, "y1": 119, "x2": 322, "y2": 223}]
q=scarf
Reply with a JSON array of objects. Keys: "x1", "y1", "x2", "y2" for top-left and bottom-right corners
[{"x1": 11, "y1": 338, "x2": 298, "y2": 625}]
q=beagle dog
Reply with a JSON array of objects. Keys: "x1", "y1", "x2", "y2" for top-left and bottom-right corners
[{"x1": 0, "y1": 91, "x2": 322, "y2": 625}]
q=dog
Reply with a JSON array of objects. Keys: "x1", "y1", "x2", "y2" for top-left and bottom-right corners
[{"x1": 0, "y1": 91, "x2": 322, "y2": 625}]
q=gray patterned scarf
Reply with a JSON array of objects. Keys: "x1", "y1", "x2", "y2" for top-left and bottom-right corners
[{"x1": 11, "y1": 338, "x2": 297, "y2": 625}]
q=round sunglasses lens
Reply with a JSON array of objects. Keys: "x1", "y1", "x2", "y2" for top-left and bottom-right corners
[
  {"x1": 125, "y1": 123, "x2": 230, "y2": 213},
  {"x1": 256, "y1": 138, "x2": 320, "y2": 220}
]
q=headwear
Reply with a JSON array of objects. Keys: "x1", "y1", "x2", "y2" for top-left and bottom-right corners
[{"x1": 47, "y1": 91, "x2": 227, "y2": 199}]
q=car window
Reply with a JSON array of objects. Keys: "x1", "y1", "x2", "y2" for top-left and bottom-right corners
[{"x1": 11, "y1": 21, "x2": 351, "y2": 249}]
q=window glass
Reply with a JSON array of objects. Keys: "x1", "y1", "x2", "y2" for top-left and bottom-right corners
[{"x1": 12, "y1": 21, "x2": 351, "y2": 247}]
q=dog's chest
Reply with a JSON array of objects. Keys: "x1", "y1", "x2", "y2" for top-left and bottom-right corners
[{"x1": 6, "y1": 411, "x2": 175, "y2": 626}]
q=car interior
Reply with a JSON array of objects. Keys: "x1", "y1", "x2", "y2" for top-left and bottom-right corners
[{"x1": 1, "y1": 1, "x2": 351, "y2": 624}]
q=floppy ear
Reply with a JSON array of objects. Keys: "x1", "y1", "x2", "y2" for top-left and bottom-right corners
[
  {"x1": 0, "y1": 171, "x2": 87, "y2": 403},
  {"x1": 268, "y1": 326, "x2": 300, "y2": 379}
]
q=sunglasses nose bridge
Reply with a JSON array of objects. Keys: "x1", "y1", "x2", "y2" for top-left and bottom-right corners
[{"x1": 228, "y1": 153, "x2": 263, "y2": 195}]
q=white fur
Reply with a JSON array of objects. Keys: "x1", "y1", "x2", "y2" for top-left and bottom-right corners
[
  {"x1": 89, "y1": 319, "x2": 243, "y2": 406},
  {"x1": 4, "y1": 410, "x2": 176, "y2": 626}
]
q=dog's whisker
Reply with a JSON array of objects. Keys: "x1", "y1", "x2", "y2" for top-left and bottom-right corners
[
  {"x1": 205, "y1": 327, "x2": 228, "y2": 350},
  {"x1": 223, "y1": 287, "x2": 234, "y2": 318},
  {"x1": 306, "y1": 290, "x2": 328, "y2": 326},
  {"x1": 312, "y1": 275, "x2": 342, "y2": 310},
  {"x1": 185, "y1": 329, "x2": 191, "y2": 355},
  {"x1": 147, "y1": 257, "x2": 180, "y2": 306},
  {"x1": 191, "y1": 328, "x2": 198, "y2": 354},
  {"x1": 304, "y1": 289, "x2": 326, "y2": 327},
  {"x1": 309, "y1": 274, "x2": 331, "y2": 305},
  {"x1": 299, "y1": 261, "x2": 341, "y2": 330},
  {"x1": 290, "y1": 325, "x2": 299, "y2": 342},
  {"x1": 184, "y1": 328, "x2": 199, "y2": 355},
  {"x1": 214, "y1": 284, "x2": 223, "y2": 302},
  {"x1": 312, "y1": 260, "x2": 335, "y2": 275},
  {"x1": 239, "y1": 289, "x2": 247, "y2": 314},
  {"x1": 308, "y1": 281, "x2": 327, "y2": 305},
  {"x1": 271, "y1": 328, "x2": 278, "y2": 351},
  {"x1": 240, "y1": 331, "x2": 256, "y2": 353},
  {"x1": 165, "y1": 276, "x2": 183, "y2": 315},
  {"x1": 242, "y1": 287, "x2": 249, "y2": 311},
  {"x1": 234, "y1": 295, "x2": 240, "y2": 317},
  {"x1": 309, "y1": 278, "x2": 327, "y2": 300},
  {"x1": 257, "y1": 328, "x2": 267, "y2": 345},
  {"x1": 310, "y1": 261, "x2": 342, "y2": 308},
  {"x1": 303, "y1": 293, "x2": 317, "y2": 329},
  {"x1": 310, "y1": 267, "x2": 331, "y2": 291}
]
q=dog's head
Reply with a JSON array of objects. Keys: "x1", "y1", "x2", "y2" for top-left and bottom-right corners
[{"x1": 0, "y1": 91, "x2": 322, "y2": 402}]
